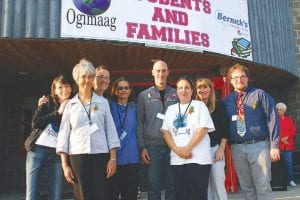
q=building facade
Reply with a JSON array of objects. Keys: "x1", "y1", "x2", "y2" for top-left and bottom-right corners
[{"x1": 0, "y1": 0, "x2": 299, "y2": 188}]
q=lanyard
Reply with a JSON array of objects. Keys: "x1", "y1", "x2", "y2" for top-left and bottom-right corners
[
  {"x1": 117, "y1": 103, "x2": 128, "y2": 131},
  {"x1": 178, "y1": 100, "x2": 192, "y2": 125},
  {"x1": 79, "y1": 93, "x2": 93, "y2": 125}
]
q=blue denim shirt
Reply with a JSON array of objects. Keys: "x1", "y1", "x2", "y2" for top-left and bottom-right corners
[
  {"x1": 224, "y1": 87, "x2": 279, "y2": 148},
  {"x1": 111, "y1": 101, "x2": 140, "y2": 165}
]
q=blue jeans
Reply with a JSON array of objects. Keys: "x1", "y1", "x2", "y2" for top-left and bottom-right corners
[
  {"x1": 231, "y1": 141, "x2": 273, "y2": 200},
  {"x1": 26, "y1": 145, "x2": 62, "y2": 200},
  {"x1": 147, "y1": 145, "x2": 175, "y2": 200},
  {"x1": 281, "y1": 150, "x2": 294, "y2": 182}
]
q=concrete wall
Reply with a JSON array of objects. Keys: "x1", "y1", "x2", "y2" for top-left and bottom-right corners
[
  {"x1": 0, "y1": 0, "x2": 298, "y2": 76},
  {"x1": 0, "y1": 0, "x2": 299, "y2": 188}
]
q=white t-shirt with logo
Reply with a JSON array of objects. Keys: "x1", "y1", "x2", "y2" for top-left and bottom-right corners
[
  {"x1": 161, "y1": 100, "x2": 215, "y2": 165},
  {"x1": 35, "y1": 124, "x2": 58, "y2": 148}
]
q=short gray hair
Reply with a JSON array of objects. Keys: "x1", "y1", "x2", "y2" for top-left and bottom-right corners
[
  {"x1": 72, "y1": 58, "x2": 95, "y2": 83},
  {"x1": 276, "y1": 102, "x2": 287, "y2": 111}
]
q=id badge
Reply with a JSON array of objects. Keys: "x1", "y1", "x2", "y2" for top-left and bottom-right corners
[
  {"x1": 232, "y1": 115, "x2": 237, "y2": 121},
  {"x1": 120, "y1": 130, "x2": 127, "y2": 141},
  {"x1": 156, "y1": 113, "x2": 165, "y2": 120},
  {"x1": 87, "y1": 123, "x2": 99, "y2": 136}
]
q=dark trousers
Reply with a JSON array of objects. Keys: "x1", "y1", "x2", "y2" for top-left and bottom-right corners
[
  {"x1": 109, "y1": 163, "x2": 139, "y2": 200},
  {"x1": 69, "y1": 153, "x2": 109, "y2": 200},
  {"x1": 172, "y1": 163, "x2": 211, "y2": 200}
]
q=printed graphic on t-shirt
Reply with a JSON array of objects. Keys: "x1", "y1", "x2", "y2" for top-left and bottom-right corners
[
  {"x1": 172, "y1": 114, "x2": 191, "y2": 136},
  {"x1": 173, "y1": 113, "x2": 187, "y2": 129}
]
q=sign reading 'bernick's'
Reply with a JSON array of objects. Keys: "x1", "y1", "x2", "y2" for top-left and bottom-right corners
[{"x1": 61, "y1": 0, "x2": 252, "y2": 60}]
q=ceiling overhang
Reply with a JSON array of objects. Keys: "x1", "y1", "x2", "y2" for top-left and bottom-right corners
[{"x1": 0, "y1": 38, "x2": 297, "y2": 95}]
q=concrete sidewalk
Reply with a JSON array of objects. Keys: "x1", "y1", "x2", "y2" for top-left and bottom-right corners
[{"x1": 1, "y1": 185, "x2": 300, "y2": 200}]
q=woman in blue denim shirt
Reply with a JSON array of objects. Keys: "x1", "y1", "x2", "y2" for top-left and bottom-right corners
[
  {"x1": 25, "y1": 74, "x2": 72, "y2": 200},
  {"x1": 109, "y1": 78, "x2": 140, "y2": 200}
]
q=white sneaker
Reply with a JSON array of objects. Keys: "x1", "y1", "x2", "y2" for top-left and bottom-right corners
[{"x1": 289, "y1": 181, "x2": 297, "y2": 187}]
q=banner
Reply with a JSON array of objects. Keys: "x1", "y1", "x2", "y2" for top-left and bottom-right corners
[{"x1": 61, "y1": 0, "x2": 252, "y2": 60}]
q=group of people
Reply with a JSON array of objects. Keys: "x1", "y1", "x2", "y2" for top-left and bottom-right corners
[{"x1": 24, "y1": 59, "x2": 297, "y2": 200}]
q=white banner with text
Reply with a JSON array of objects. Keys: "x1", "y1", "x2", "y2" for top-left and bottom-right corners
[{"x1": 61, "y1": 0, "x2": 252, "y2": 60}]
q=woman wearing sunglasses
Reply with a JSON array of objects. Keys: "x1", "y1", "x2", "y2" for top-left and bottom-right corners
[{"x1": 109, "y1": 78, "x2": 140, "y2": 200}]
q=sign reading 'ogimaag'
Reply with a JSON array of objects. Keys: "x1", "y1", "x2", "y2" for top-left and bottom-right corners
[{"x1": 61, "y1": 0, "x2": 252, "y2": 60}]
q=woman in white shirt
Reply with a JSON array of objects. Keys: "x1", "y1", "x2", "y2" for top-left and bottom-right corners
[
  {"x1": 161, "y1": 76, "x2": 215, "y2": 200},
  {"x1": 56, "y1": 58, "x2": 120, "y2": 200},
  {"x1": 25, "y1": 74, "x2": 72, "y2": 200}
]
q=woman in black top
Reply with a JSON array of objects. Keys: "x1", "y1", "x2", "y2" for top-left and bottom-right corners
[
  {"x1": 195, "y1": 78, "x2": 229, "y2": 200},
  {"x1": 25, "y1": 75, "x2": 72, "y2": 200}
]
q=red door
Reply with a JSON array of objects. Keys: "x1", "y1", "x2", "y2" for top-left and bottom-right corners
[{"x1": 213, "y1": 76, "x2": 238, "y2": 193}]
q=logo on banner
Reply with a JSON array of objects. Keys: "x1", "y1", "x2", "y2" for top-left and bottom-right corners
[
  {"x1": 65, "y1": 0, "x2": 116, "y2": 31},
  {"x1": 215, "y1": 10, "x2": 248, "y2": 28},
  {"x1": 231, "y1": 37, "x2": 251, "y2": 58},
  {"x1": 73, "y1": 0, "x2": 111, "y2": 15}
]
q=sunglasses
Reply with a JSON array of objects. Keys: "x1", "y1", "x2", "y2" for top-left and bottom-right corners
[{"x1": 117, "y1": 86, "x2": 130, "y2": 91}]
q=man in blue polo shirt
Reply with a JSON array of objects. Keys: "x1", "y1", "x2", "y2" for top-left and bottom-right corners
[{"x1": 224, "y1": 63, "x2": 280, "y2": 200}]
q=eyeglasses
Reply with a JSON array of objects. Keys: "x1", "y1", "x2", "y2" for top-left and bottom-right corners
[
  {"x1": 231, "y1": 75, "x2": 247, "y2": 81},
  {"x1": 96, "y1": 75, "x2": 110, "y2": 81},
  {"x1": 117, "y1": 86, "x2": 130, "y2": 91}
]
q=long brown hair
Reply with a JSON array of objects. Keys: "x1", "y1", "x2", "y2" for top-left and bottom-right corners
[
  {"x1": 95, "y1": 65, "x2": 111, "y2": 75},
  {"x1": 51, "y1": 74, "x2": 73, "y2": 105},
  {"x1": 194, "y1": 78, "x2": 216, "y2": 113}
]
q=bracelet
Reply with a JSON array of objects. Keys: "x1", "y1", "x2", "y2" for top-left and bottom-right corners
[{"x1": 110, "y1": 158, "x2": 117, "y2": 161}]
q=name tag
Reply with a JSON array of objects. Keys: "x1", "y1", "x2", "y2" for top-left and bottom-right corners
[
  {"x1": 87, "y1": 123, "x2": 99, "y2": 136},
  {"x1": 120, "y1": 130, "x2": 127, "y2": 141},
  {"x1": 232, "y1": 115, "x2": 237, "y2": 121},
  {"x1": 156, "y1": 113, "x2": 165, "y2": 120}
]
